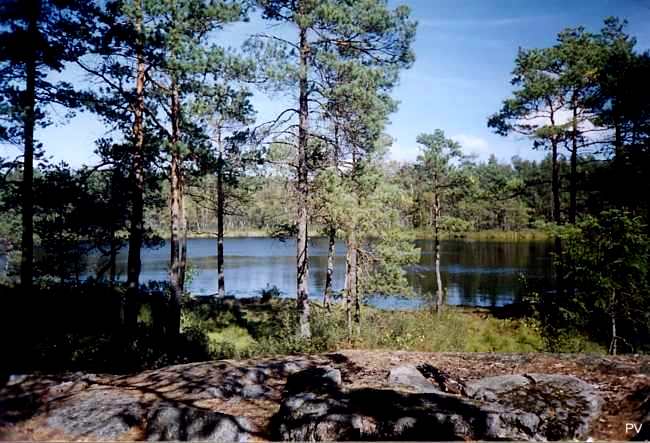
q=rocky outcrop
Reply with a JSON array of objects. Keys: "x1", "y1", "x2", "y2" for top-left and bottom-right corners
[
  {"x1": 273, "y1": 365, "x2": 603, "y2": 441},
  {"x1": 465, "y1": 373, "x2": 602, "y2": 440},
  {"x1": 44, "y1": 387, "x2": 256, "y2": 441},
  {"x1": 388, "y1": 365, "x2": 445, "y2": 394},
  {"x1": 5, "y1": 352, "x2": 647, "y2": 441}
]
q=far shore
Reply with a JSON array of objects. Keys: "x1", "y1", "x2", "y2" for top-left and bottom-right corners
[{"x1": 166, "y1": 228, "x2": 550, "y2": 242}]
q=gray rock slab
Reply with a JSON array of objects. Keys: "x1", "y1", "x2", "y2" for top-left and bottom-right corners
[
  {"x1": 275, "y1": 367, "x2": 604, "y2": 441},
  {"x1": 388, "y1": 365, "x2": 445, "y2": 394}
]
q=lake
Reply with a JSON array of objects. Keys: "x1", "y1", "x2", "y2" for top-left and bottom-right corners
[{"x1": 89, "y1": 237, "x2": 554, "y2": 309}]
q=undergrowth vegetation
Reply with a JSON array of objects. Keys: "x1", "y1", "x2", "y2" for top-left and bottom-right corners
[
  {"x1": 0, "y1": 283, "x2": 605, "y2": 376},
  {"x1": 180, "y1": 296, "x2": 605, "y2": 359}
]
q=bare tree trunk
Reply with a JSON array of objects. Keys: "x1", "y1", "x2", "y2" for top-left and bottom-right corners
[
  {"x1": 179, "y1": 224, "x2": 187, "y2": 289},
  {"x1": 168, "y1": 80, "x2": 183, "y2": 337},
  {"x1": 433, "y1": 193, "x2": 443, "y2": 314},
  {"x1": 323, "y1": 226, "x2": 335, "y2": 312},
  {"x1": 345, "y1": 235, "x2": 357, "y2": 340},
  {"x1": 569, "y1": 100, "x2": 578, "y2": 225},
  {"x1": 609, "y1": 289, "x2": 617, "y2": 356},
  {"x1": 21, "y1": 0, "x2": 39, "y2": 291},
  {"x1": 614, "y1": 114, "x2": 623, "y2": 160},
  {"x1": 125, "y1": 0, "x2": 146, "y2": 328},
  {"x1": 354, "y1": 251, "x2": 361, "y2": 336},
  {"x1": 109, "y1": 232, "x2": 117, "y2": 285},
  {"x1": 216, "y1": 154, "x2": 225, "y2": 297},
  {"x1": 179, "y1": 180, "x2": 187, "y2": 291},
  {"x1": 296, "y1": 25, "x2": 310, "y2": 338},
  {"x1": 551, "y1": 136, "x2": 563, "y2": 258},
  {"x1": 551, "y1": 144, "x2": 561, "y2": 226}
]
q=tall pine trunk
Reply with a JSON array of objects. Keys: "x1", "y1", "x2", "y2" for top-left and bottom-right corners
[
  {"x1": 216, "y1": 154, "x2": 225, "y2": 297},
  {"x1": 109, "y1": 235, "x2": 117, "y2": 285},
  {"x1": 354, "y1": 252, "x2": 361, "y2": 336},
  {"x1": 179, "y1": 180, "x2": 187, "y2": 291},
  {"x1": 323, "y1": 226, "x2": 335, "y2": 312},
  {"x1": 125, "y1": 2, "x2": 146, "y2": 328},
  {"x1": 296, "y1": 25, "x2": 310, "y2": 338},
  {"x1": 609, "y1": 289, "x2": 617, "y2": 355},
  {"x1": 550, "y1": 140, "x2": 561, "y2": 227},
  {"x1": 433, "y1": 193, "x2": 443, "y2": 314},
  {"x1": 168, "y1": 80, "x2": 183, "y2": 337},
  {"x1": 21, "y1": 0, "x2": 39, "y2": 290},
  {"x1": 569, "y1": 99, "x2": 578, "y2": 225},
  {"x1": 345, "y1": 235, "x2": 357, "y2": 340},
  {"x1": 613, "y1": 113, "x2": 623, "y2": 160}
]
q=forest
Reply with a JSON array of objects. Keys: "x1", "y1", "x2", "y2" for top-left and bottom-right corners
[{"x1": 1, "y1": 0, "x2": 650, "y2": 377}]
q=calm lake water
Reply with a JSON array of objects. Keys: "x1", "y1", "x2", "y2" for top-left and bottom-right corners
[{"x1": 94, "y1": 237, "x2": 554, "y2": 309}]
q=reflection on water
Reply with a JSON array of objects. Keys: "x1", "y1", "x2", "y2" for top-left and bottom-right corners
[{"x1": 87, "y1": 237, "x2": 553, "y2": 309}]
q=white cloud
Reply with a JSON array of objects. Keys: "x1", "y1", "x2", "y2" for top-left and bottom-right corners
[
  {"x1": 516, "y1": 106, "x2": 611, "y2": 149},
  {"x1": 388, "y1": 142, "x2": 419, "y2": 162},
  {"x1": 452, "y1": 134, "x2": 490, "y2": 156}
]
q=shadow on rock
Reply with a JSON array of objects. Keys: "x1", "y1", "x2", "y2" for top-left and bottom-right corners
[{"x1": 273, "y1": 365, "x2": 603, "y2": 441}]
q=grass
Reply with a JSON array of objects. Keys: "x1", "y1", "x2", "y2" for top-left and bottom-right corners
[
  {"x1": 207, "y1": 326, "x2": 257, "y2": 358},
  {"x1": 327, "y1": 305, "x2": 546, "y2": 353},
  {"x1": 179, "y1": 297, "x2": 603, "y2": 358}
]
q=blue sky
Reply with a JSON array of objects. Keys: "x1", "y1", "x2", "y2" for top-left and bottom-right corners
[{"x1": 26, "y1": 0, "x2": 650, "y2": 167}]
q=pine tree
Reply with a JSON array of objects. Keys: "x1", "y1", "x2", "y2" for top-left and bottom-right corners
[
  {"x1": 488, "y1": 47, "x2": 566, "y2": 232},
  {"x1": 192, "y1": 88, "x2": 257, "y2": 298},
  {"x1": 142, "y1": 0, "x2": 249, "y2": 336},
  {"x1": 251, "y1": 0, "x2": 415, "y2": 337},
  {"x1": 0, "y1": 0, "x2": 92, "y2": 290},
  {"x1": 414, "y1": 130, "x2": 470, "y2": 313}
]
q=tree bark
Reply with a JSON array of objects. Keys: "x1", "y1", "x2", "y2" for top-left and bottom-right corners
[
  {"x1": 433, "y1": 193, "x2": 443, "y2": 314},
  {"x1": 550, "y1": 150, "x2": 561, "y2": 226},
  {"x1": 168, "y1": 79, "x2": 183, "y2": 337},
  {"x1": 216, "y1": 153, "x2": 225, "y2": 297},
  {"x1": 345, "y1": 235, "x2": 357, "y2": 340},
  {"x1": 296, "y1": 24, "x2": 311, "y2": 338},
  {"x1": 354, "y1": 251, "x2": 361, "y2": 336},
  {"x1": 613, "y1": 113, "x2": 623, "y2": 160},
  {"x1": 21, "y1": 0, "x2": 39, "y2": 290},
  {"x1": 179, "y1": 180, "x2": 187, "y2": 290},
  {"x1": 109, "y1": 230, "x2": 117, "y2": 285},
  {"x1": 125, "y1": 0, "x2": 146, "y2": 328},
  {"x1": 569, "y1": 98, "x2": 578, "y2": 225},
  {"x1": 323, "y1": 226, "x2": 335, "y2": 312},
  {"x1": 609, "y1": 289, "x2": 617, "y2": 356}
]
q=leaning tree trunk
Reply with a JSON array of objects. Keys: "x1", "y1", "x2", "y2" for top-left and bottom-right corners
[
  {"x1": 216, "y1": 154, "x2": 225, "y2": 297},
  {"x1": 295, "y1": 25, "x2": 311, "y2": 338},
  {"x1": 21, "y1": 0, "x2": 39, "y2": 291},
  {"x1": 323, "y1": 226, "x2": 335, "y2": 312},
  {"x1": 125, "y1": 3, "x2": 146, "y2": 328},
  {"x1": 168, "y1": 80, "x2": 183, "y2": 338}
]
